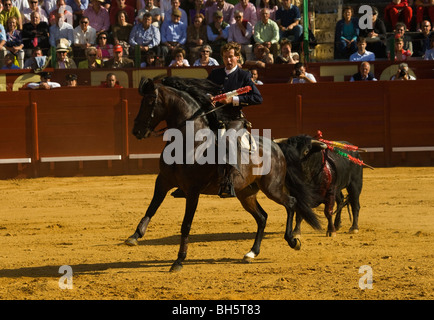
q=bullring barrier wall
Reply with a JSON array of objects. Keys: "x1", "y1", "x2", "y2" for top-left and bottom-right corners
[{"x1": 1, "y1": 79, "x2": 433, "y2": 179}]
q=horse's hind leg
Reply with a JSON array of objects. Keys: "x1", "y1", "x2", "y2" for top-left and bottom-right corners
[
  {"x1": 125, "y1": 174, "x2": 173, "y2": 246},
  {"x1": 238, "y1": 192, "x2": 268, "y2": 263},
  {"x1": 170, "y1": 190, "x2": 200, "y2": 272}
]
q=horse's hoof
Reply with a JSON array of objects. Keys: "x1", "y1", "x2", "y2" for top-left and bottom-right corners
[
  {"x1": 125, "y1": 237, "x2": 138, "y2": 246},
  {"x1": 349, "y1": 228, "x2": 359, "y2": 234},
  {"x1": 243, "y1": 251, "x2": 256, "y2": 263},
  {"x1": 289, "y1": 238, "x2": 301, "y2": 250},
  {"x1": 170, "y1": 262, "x2": 183, "y2": 272},
  {"x1": 293, "y1": 233, "x2": 301, "y2": 239},
  {"x1": 326, "y1": 231, "x2": 337, "y2": 237}
]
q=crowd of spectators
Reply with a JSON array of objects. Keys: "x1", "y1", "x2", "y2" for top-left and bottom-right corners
[{"x1": 0, "y1": 0, "x2": 432, "y2": 78}]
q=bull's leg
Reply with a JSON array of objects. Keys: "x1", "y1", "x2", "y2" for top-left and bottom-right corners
[
  {"x1": 170, "y1": 190, "x2": 200, "y2": 272},
  {"x1": 347, "y1": 187, "x2": 361, "y2": 234},
  {"x1": 125, "y1": 174, "x2": 173, "y2": 246},
  {"x1": 238, "y1": 193, "x2": 268, "y2": 262},
  {"x1": 333, "y1": 192, "x2": 344, "y2": 231},
  {"x1": 324, "y1": 195, "x2": 337, "y2": 237}
]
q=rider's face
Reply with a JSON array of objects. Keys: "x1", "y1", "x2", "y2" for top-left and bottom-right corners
[{"x1": 222, "y1": 49, "x2": 239, "y2": 70}]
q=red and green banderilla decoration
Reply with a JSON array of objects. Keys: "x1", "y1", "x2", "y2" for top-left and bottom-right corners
[{"x1": 315, "y1": 130, "x2": 374, "y2": 170}]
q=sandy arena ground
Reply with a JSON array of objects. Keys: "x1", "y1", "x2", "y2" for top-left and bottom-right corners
[{"x1": 0, "y1": 167, "x2": 433, "y2": 300}]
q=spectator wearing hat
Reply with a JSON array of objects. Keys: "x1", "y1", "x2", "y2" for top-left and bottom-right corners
[
  {"x1": 49, "y1": 12, "x2": 74, "y2": 48},
  {"x1": 129, "y1": 12, "x2": 161, "y2": 60},
  {"x1": 84, "y1": 0, "x2": 110, "y2": 33},
  {"x1": 162, "y1": 0, "x2": 188, "y2": 26},
  {"x1": 65, "y1": 73, "x2": 78, "y2": 86},
  {"x1": 104, "y1": 44, "x2": 134, "y2": 68},
  {"x1": 207, "y1": 10, "x2": 229, "y2": 63},
  {"x1": 161, "y1": 8, "x2": 187, "y2": 64},
  {"x1": 205, "y1": 0, "x2": 235, "y2": 25},
  {"x1": 52, "y1": 41, "x2": 77, "y2": 68},
  {"x1": 27, "y1": 71, "x2": 61, "y2": 89}
]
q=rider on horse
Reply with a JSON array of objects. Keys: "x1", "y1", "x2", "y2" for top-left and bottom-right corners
[{"x1": 207, "y1": 42, "x2": 263, "y2": 197}]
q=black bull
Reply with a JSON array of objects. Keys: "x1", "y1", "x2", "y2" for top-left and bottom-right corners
[{"x1": 277, "y1": 135, "x2": 363, "y2": 237}]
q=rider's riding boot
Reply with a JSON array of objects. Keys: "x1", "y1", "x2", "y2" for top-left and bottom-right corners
[
  {"x1": 218, "y1": 166, "x2": 236, "y2": 198},
  {"x1": 171, "y1": 188, "x2": 186, "y2": 198}
]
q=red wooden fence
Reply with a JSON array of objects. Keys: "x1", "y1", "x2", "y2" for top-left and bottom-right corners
[{"x1": 1, "y1": 80, "x2": 433, "y2": 179}]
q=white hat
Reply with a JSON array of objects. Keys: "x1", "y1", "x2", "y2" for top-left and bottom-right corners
[{"x1": 56, "y1": 42, "x2": 68, "y2": 52}]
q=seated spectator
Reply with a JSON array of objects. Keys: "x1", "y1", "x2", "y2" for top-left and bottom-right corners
[
  {"x1": 99, "y1": 72, "x2": 123, "y2": 88},
  {"x1": 276, "y1": 0, "x2": 303, "y2": 51},
  {"x1": 414, "y1": 0, "x2": 434, "y2": 31},
  {"x1": 386, "y1": 22, "x2": 413, "y2": 56},
  {"x1": 78, "y1": 46, "x2": 102, "y2": 68},
  {"x1": 43, "y1": 0, "x2": 58, "y2": 16},
  {"x1": 161, "y1": 9, "x2": 186, "y2": 64},
  {"x1": 233, "y1": 0, "x2": 257, "y2": 27},
  {"x1": 207, "y1": 10, "x2": 229, "y2": 63},
  {"x1": 65, "y1": 73, "x2": 78, "y2": 87},
  {"x1": 84, "y1": 0, "x2": 110, "y2": 33},
  {"x1": 95, "y1": 31, "x2": 113, "y2": 61},
  {"x1": 186, "y1": 13, "x2": 208, "y2": 64},
  {"x1": 168, "y1": 47, "x2": 189, "y2": 66},
  {"x1": 205, "y1": 0, "x2": 234, "y2": 25},
  {"x1": 413, "y1": 20, "x2": 432, "y2": 57},
  {"x1": 228, "y1": 10, "x2": 253, "y2": 61},
  {"x1": 136, "y1": 0, "x2": 161, "y2": 27},
  {"x1": 388, "y1": 35, "x2": 412, "y2": 60},
  {"x1": 349, "y1": 37, "x2": 375, "y2": 62},
  {"x1": 111, "y1": 10, "x2": 133, "y2": 55},
  {"x1": 384, "y1": 0, "x2": 413, "y2": 31},
  {"x1": 22, "y1": 11, "x2": 50, "y2": 58},
  {"x1": 104, "y1": 44, "x2": 134, "y2": 67},
  {"x1": 390, "y1": 62, "x2": 416, "y2": 80},
  {"x1": 109, "y1": 0, "x2": 135, "y2": 26},
  {"x1": 73, "y1": 15, "x2": 97, "y2": 62},
  {"x1": 27, "y1": 71, "x2": 61, "y2": 89},
  {"x1": 424, "y1": 33, "x2": 434, "y2": 59},
  {"x1": 23, "y1": 46, "x2": 49, "y2": 70},
  {"x1": 66, "y1": 0, "x2": 88, "y2": 28},
  {"x1": 129, "y1": 12, "x2": 161, "y2": 60},
  {"x1": 0, "y1": 0, "x2": 23, "y2": 30},
  {"x1": 189, "y1": 0, "x2": 206, "y2": 25},
  {"x1": 193, "y1": 44, "x2": 219, "y2": 65},
  {"x1": 49, "y1": 12, "x2": 74, "y2": 49},
  {"x1": 249, "y1": 67, "x2": 263, "y2": 85},
  {"x1": 52, "y1": 41, "x2": 77, "y2": 68},
  {"x1": 162, "y1": 0, "x2": 188, "y2": 26},
  {"x1": 0, "y1": 24, "x2": 5, "y2": 68},
  {"x1": 22, "y1": 0, "x2": 49, "y2": 24},
  {"x1": 289, "y1": 62, "x2": 316, "y2": 83},
  {"x1": 5, "y1": 16, "x2": 25, "y2": 68},
  {"x1": 48, "y1": 0, "x2": 73, "y2": 26},
  {"x1": 1, "y1": 52, "x2": 20, "y2": 69},
  {"x1": 274, "y1": 38, "x2": 299, "y2": 64},
  {"x1": 244, "y1": 43, "x2": 273, "y2": 68},
  {"x1": 359, "y1": 6, "x2": 387, "y2": 59},
  {"x1": 140, "y1": 50, "x2": 157, "y2": 67},
  {"x1": 254, "y1": 8, "x2": 280, "y2": 58},
  {"x1": 334, "y1": 5, "x2": 359, "y2": 59},
  {"x1": 256, "y1": 0, "x2": 278, "y2": 21},
  {"x1": 350, "y1": 61, "x2": 377, "y2": 81}
]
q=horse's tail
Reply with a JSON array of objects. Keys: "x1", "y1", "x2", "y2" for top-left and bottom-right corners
[{"x1": 278, "y1": 143, "x2": 322, "y2": 231}]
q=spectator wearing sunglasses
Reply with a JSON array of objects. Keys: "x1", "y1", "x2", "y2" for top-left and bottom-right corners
[
  {"x1": 192, "y1": 44, "x2": 218, "y2": 66},
  {"x1": 22, "y1": 0, "x2": 49, "y2": 24},
  {"x1": 73, "y1": 16, "x2": 96, "y2": 61}
]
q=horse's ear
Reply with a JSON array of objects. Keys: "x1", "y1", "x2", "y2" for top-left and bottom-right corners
[{"x1": 138, "y1": 77, "x2": 155, "y2": 96}]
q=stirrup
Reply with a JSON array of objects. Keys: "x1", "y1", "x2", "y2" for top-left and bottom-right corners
[{"x1": 218, "y1": 183, "x2": 236, "y2": 198}]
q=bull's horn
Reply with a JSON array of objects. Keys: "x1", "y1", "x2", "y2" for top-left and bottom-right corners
[
  {"x1": 311, "y1": 139, "x2": 327, "y2": 149},
  {"x1": 273, "y1": 137, "x2": 288, "y2": 143}
]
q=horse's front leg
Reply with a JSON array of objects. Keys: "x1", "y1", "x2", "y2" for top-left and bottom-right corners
[
  {"x1": 125, "y1": 174, "x2": 173, "y2": 246},
  {"x1": 170, "y1": 190, "x2": 200, "y2": 272}
]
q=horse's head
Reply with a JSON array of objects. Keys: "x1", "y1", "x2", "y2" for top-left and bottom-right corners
[{"x1": 133, "y1": 77, "x2": 163, "y2": 139}]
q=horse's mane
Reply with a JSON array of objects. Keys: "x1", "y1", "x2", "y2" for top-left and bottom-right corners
[{"x1": 161, "y1": 76, "x2": 223, "y2": 130}]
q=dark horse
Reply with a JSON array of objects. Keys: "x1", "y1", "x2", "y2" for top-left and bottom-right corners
[
  {"x1": 277, "y1": 135, "x2": 363, "y2": 238},
  {"x1": 125, "y1": 77, "x2": 321, "y2": 272}
]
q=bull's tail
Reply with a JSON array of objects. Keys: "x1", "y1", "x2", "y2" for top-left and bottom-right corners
[{"x1": 279, "y1": 143, "x2": 322, "y2": 230}]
